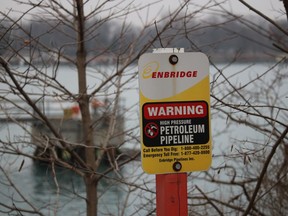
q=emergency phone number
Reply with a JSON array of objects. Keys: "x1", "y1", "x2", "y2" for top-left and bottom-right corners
[{"x1": 181, "y1": 150, "x2": 210, "y2": 156}]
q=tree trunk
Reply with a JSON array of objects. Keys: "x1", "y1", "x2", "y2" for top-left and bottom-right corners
[
  {"x1": 85, "y1": 177, "x2": 98, "y2": 216},
  {"x1": 75, "y1": 1, "x2": 98, "y2": 216}
]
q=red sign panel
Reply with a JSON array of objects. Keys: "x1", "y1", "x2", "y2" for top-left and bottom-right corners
[
  {"x1": 143, "y1": 101, "x2": 207, "y2": 120},
  {"x1": 142, "y1": 101, "x2": 209, "y2": 147}
]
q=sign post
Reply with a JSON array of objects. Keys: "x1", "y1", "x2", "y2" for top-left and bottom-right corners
[
  {"x1": 156, "y1": 173, "x2": 187, "y2": 215},
  {"x1": 138, "y1": 48, "x2": 212, "y2": 215}
]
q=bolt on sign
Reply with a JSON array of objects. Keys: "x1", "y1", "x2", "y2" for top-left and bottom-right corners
[{"x1": 138, "y1": 51, "x2": 212, "y2": 174}]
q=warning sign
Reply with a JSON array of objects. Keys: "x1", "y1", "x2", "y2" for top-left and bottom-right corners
[
  {"x1": 142, "y1": 101, "x2": 209, "y2": 147},
  {"x1": 138, "y1": 51, "x2": 212, "y2": 174}
]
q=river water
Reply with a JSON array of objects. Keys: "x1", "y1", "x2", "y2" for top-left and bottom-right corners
[{"x1": 0, "y1": 61, "x2": 287, "y2": 215}]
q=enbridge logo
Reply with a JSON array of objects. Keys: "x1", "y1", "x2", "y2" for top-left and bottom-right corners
[
  {"x1": 142, "y1": 61, "x2": 160, "y2": 79},
  {"x1": 142, "y1": 61, "x2": 198, "y2": 79}
]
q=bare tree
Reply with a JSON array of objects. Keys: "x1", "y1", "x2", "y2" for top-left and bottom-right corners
[
  {"x1": 0, "y1": 0, "x2": 193, "y2": 216},
  {"x1": 181, "y1": 1, "x2": 288, "y2": 215},
  {"x1": 1, "y1": 0, "x2": 288, "y2": 215}
]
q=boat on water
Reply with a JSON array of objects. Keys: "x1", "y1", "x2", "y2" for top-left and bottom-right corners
[{"x1": 31, "y1": 98, "x2": 126, "y2": 166}]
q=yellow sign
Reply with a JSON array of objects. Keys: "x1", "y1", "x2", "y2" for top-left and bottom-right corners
[{"x1": 138, "y1": 52, "x2": 212, "y2": 174}]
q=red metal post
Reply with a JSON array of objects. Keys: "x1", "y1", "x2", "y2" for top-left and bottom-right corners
[{"x1": 156, "y1": 173, "x2": 188, "y2": 216}]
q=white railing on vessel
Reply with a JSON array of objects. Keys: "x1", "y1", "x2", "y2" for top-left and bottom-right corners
[{"x1": 0, "y1": 98, "x2": 123, "y2": 122}]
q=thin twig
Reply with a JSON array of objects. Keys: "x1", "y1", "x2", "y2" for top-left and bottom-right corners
[{"x1": 154, "y1": 20, "x2": 164, "y2": 48}]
